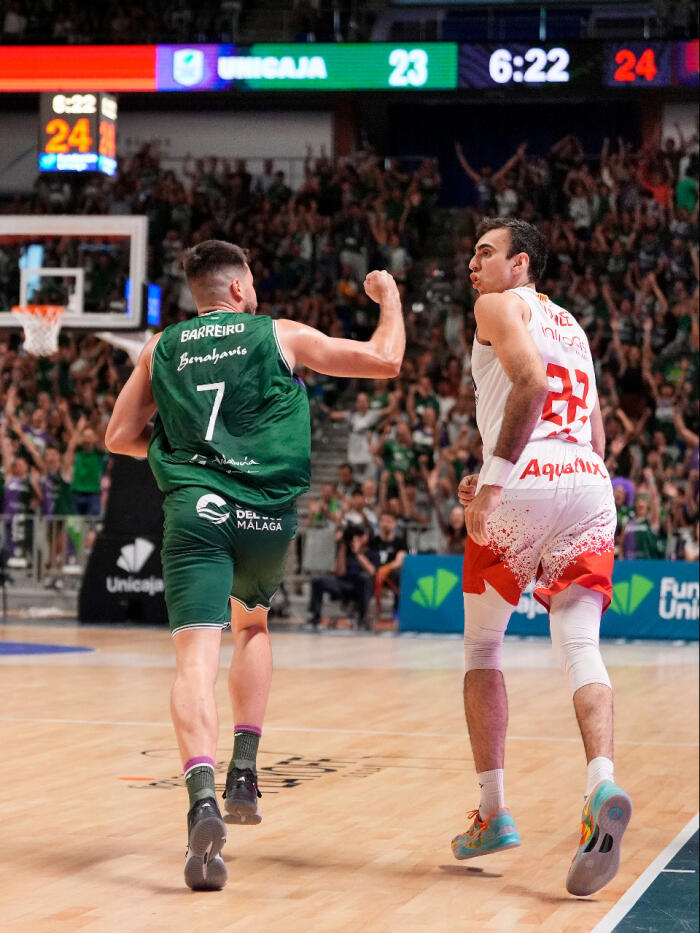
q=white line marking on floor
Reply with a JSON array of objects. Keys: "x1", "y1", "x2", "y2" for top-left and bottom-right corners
[
  {"x1": 591, "y1": 812, "x2": 699, "y2": 933},
  {"x1": 660, "y1": 869, "x2": 695, "y2": 873},
  {"x1": 0, "y1": 715, "x2": 697, "y2": 748}
]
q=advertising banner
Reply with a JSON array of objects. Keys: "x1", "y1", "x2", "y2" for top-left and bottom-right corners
[
  {"x1": 78, "y1": 533, "x2": 167, "y2": 625},
  {"x1": 398, "y1": 555, "x2": 699, "y2": 640}
]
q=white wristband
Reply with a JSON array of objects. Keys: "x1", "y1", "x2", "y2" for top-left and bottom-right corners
[{"x1": 479, "y1": 456, "x2": 515, "y2": 488}]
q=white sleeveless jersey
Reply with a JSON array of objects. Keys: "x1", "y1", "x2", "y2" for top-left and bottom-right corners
[{"x1": 473, "y1": 286, "x2": 609, "y2": 491}]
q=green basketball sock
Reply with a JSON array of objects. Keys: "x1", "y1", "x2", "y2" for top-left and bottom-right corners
[
  {"x1": 229, "y1": 726, "x2": 261, "y2": 774},
  {"x1": 184, "y1": 758, "x2": 216, "y2": 808}
]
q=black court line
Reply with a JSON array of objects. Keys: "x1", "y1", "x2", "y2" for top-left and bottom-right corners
[{"x1": 592, "y1": 815, "x2": 699, "y2": 933}]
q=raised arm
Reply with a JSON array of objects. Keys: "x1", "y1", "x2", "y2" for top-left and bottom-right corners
[
  {"x1": 0, "y1": 423, "x2": 12, "y2": 477},
  {"x1": 7, "y1": 413, "x2": 45, "y2": 471},
  {"x1": 673, "y1": 404, "x2": 700, "y2": 448},
  {"x1": 105, "y1": 334, "x2": 160, "y2": 458},
  {"x1": 648, "y1": 272, "x2": 668, "y2": 315},
  {"x1": 454, "y1": 142, "x2": 481, "y2": 185},
  {"x1": 277, "y1": 270, "x2": 404, "y2": 379},
  {"x1": 643, "y1": 467, "x2": 661, "y2": 534},
  {"x1": 492, "y1": 142, "x2": 527, "y2": 184},
  {"x1": 61, "y1": 414, "x2": 85, "y2": 475}
]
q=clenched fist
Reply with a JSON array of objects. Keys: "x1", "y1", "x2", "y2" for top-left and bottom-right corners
[{"x1": 364, "y1": 270, "x2": 400, "y2": 304}]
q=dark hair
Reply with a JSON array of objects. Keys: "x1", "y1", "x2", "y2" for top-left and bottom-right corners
[
  {"x1": 343, "y1": 523, "x2": 367, "y2": 544},
  {"x1": 182, "y1": 239, "x2": 248, "y2": 282},
  {"x1": 476, "y1": 217, "x2": 548, "y2": 283}
]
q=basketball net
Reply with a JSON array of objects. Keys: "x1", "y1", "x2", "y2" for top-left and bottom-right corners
[{"x1": 11, "y1": 305, "x2": 65, "y2": 356}]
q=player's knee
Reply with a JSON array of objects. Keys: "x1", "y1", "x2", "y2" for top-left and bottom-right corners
[
  {"x1": 549, "y1": 585, "x2": 611, "y2": 693},
  {"x1": 463, "y1": 587, "x2": 512, "y2": 672}
]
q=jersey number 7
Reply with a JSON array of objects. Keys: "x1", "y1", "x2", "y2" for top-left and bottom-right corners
[{"x1": 197, "y1": 382, "x2": 225, "y2": 441}]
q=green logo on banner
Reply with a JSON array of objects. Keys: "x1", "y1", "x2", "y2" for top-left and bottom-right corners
[
  {"x1": 609, "y1": 574, "x2": 654, "y2": 616},
  {"x1": 410, "y1": 569, "x2": 459, "y2": 609}
]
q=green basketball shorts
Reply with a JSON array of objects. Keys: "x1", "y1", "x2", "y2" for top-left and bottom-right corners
[{"x1": 161, "y1": 486, "x2": 297, "y2": 635}]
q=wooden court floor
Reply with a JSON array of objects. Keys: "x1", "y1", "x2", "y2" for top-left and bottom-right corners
[{"x1": 0, "y1": 623, "x2": 697, "y2": 933}]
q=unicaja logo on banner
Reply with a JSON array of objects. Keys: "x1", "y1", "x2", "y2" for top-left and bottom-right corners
[{"x1": 173, "y1": 49, "x2": 205, "y2": 87}]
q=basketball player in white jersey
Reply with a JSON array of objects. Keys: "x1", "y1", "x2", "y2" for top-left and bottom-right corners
[{"x1": 450, "y1": 218, "x2": 632, "y2": 897}]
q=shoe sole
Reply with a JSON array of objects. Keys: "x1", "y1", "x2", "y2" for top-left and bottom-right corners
[
  {"x1": 224, "y1": 796, "x2": 262, "y2": 825},
  {"x1": 452, "y1": 835, "x2": 521, "y2": 860},
  {"x1": 566, "y1": 791, "x2": 632, "y2": 896},
  {"x1": 185, "y1": 853, "x2": 228, "y2": 891},
  {"x1": 184, "y1": 813, "x2": 228, "y2": 891}
]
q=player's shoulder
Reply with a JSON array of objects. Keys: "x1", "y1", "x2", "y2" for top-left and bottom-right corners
[
  {"x1": 138, "y1": 331, "x2": 163, "y2": 370},
  {"x1": 275, "y1": 317, "x2": 302, "y2": 336},
  {"x1": 474, "y1": 291, "x2": 525, "y2": 315},
  {"x1": 474, "y1": 291, "x2": 528, "y2": 336}
]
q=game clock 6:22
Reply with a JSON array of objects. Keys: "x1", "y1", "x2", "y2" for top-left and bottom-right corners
[
  {"x1": 39, "y1": 93, "x2": 118, "y2": 176},
  {"x1": 458, "y1": 44, "x2": 600, "y2": 90}
]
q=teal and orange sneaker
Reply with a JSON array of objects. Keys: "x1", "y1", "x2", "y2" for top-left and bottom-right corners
[
  {"x1": 566, "y1": 780, "x2": 632, "y2": 896},
  {"x1": 451, "y1": 807, "x2": 521, "y2": 860}
]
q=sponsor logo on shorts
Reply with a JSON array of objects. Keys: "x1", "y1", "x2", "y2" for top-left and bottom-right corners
[
  {"x1": 235, "y1": 508, "x2": 282, "y2": 531},
  {"x1": 410, "y1": 569, "x2": 459, "y2": 609},
  {"x1": 196, "y1": 493, "x2": 231, "y2": 524},
  {"x1": 519, "y1": 457, "x2": 607, "y2": 482}
]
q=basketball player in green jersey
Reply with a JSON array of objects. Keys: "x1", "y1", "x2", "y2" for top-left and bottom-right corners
[{"x1": 106, "y1": 240, "x2": 404, "y2": 890}]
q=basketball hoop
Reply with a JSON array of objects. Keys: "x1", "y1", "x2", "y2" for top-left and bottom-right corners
[{"x1": 11, "y1": 305, "x2": 65, "y2": 356}]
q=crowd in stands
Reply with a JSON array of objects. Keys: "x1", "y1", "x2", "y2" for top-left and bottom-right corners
[
  {"x1": 0, "y1": 0, "x2": 367, "y2": 44},
  {"x1": 0, "y1": 124, "x2": 698, "y2": 611}
]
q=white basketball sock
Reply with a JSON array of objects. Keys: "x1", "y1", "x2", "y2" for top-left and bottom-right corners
[
  {"x1": 477, "y1": 769, "x2": 505, "y2": 820},
  {"x1": 585, "y1": 756, "x2": 614, "y2": 798}
]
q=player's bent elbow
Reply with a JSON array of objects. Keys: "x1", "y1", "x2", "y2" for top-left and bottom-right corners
[
  {"x1": 528, "y1": 378, "x2": 549, "y2": 404},
  {"x1": 376, "y1": 349, "x2": 403, "y2": 378},
  {"x1": 383, "y1": 358, "x2": 403, "y2": 378},
  {"x1": 105, "y1": 424, "x2": 128, "y2": 455},
  {"x1": 513, "y1": 376, "x2": 548, "y2": 405}
]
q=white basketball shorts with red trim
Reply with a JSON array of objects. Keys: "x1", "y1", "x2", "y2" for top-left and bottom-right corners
[{"x1": 462, "y1": 483, "x2": 616, "y2": 612}]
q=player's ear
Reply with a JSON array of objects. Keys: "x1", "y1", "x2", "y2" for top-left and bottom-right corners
[
  {"x1": 229, "y1": 275, "x2": 243, "y2": 300},
  {"x1": 513, "y1": 252, "x2": 529, "y2": 273}
]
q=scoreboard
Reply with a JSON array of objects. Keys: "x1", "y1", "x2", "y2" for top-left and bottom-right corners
[
  {"x1": 38, "y1": 93, "x2": 118, "y2": 176},
  {"x1": 458, "y1": 40, "x2": 699, "y2": 92},
  {"x1": 0, "y1": 40, "x2": 695, "y2": 95}
]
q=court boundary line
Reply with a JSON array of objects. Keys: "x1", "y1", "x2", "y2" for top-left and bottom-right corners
[
  {"x1": 0, "y1": 715, "x2": 697, "y2": 748},
  {"x1": 590, "y1": 812, "x2": 699, "y2": 933}
]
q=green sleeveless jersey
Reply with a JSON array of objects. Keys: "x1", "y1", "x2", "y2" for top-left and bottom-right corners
[{"x1": 148, "y1": 311, "x2": 310, "y2": 512}]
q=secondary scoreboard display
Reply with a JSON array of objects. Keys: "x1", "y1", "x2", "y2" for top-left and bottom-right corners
[{"x1": 39, "y1": 92, "x2": 118, "y2": 175}]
